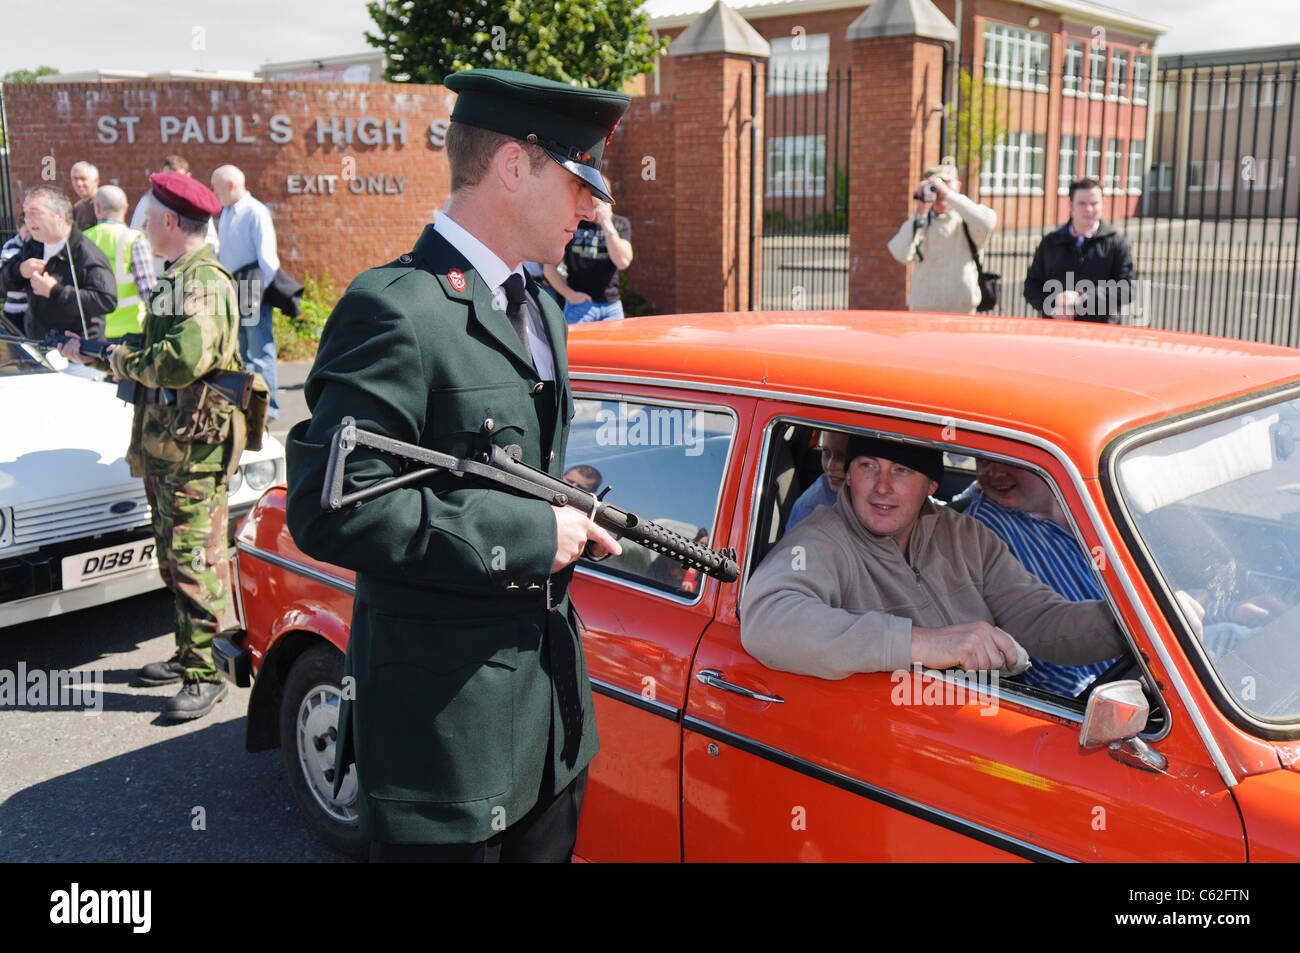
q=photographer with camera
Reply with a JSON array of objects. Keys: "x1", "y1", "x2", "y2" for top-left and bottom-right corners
[{"x1": 886, "y1": 163, "x2": 997, "y2": 315}]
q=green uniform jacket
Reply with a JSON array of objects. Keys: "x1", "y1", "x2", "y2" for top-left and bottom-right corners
[
  {"x1": 104, "y1": 243, "x2": 244, "y2": 478},
  {"x1": 285, "y1": 226, "x2": 597, "y2": 845}
]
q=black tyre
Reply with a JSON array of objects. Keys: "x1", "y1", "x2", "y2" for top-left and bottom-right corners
[{"x1": 278, "y1": 644, "x2": 368, "y2": 860}]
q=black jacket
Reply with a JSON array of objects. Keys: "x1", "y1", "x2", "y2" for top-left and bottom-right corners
[
  {"x1": 0, "y1": 226, "x2": 117, "y2": 341},
  {"x1": 1023, "y1": 220, "x2": 1136, "y2": 322}
]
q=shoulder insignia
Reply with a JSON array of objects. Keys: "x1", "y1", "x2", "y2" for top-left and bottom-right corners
[{"x1": 447, "y1": 269, "x2": 467, "y2": 292}]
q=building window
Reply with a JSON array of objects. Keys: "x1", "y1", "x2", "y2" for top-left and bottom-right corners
[
  {"x1": 980, "y1": 131, "x2": 1046, "y2": 193},
  {"x1": 767, "y1": 135, "x2": 827, "y2": 196},
  {"x1": 1108, "y1": 50, "x2": 1129, "y2": 100},
  {"x1": 1189, "y1": 159, "x2": 1222, "y2": 190},
  {"x1": 1058, "y1": 134, "x2": 1079, "y2": 193},
  {"x1": 768, "y1": 33, "x2": 830, "y2": 95},
  {"x1": 982, "y1": 23, "x2": 1049, "y2": 91},
  {"x1": 1250, "y1": 74, "x2": 1288, "y2": 108},
  {"x1": 1127, "y1": 140, "x2": 1145, "y2": 194},
  {"x1": 1154, "y1": 81, "x2": 1179, "y2": 112},
  {"x1": 1063, "y1": 41, "x2": 1084, "y2": 96},
  {"x1": 1147, "y1": 162, "x2": 1173, "y2": 192},
  {"x1": 1088, "y1": 46, "x2": 1106, "y2": 97},
  {"x1": 1104, "y1": 138, "x2": 1123, "y2": 191},
  {"x1": 1132, "y1": 54, "x2": 1150, "y2": 104},
  {"x1": 1085, "y1": 136, "x2": 1102, "y2": 178},
  {"x1": 1195, "y1": 77, "x2": 1239, "y2": 110}
]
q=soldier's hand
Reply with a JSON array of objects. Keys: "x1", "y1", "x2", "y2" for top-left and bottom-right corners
[
  {"x1": 910, "y1": 621, "x2": 1022, "y2": 671},
  {"x1": 58, "y1": 332, "x2": 94, "y2": 365},
  {"x1": 552, "y1": 506, "x2": 622, "y2": 573}
]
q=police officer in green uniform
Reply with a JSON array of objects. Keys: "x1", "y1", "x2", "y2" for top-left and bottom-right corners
[
  {"x1": 62, "y1": 172, "x2": 246, "y2": 722},
  {"x1": 286, "y1": 70, "x2": 629, "y2": 862}
]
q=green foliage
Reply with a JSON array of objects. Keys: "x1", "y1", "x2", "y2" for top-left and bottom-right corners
[
  {"x1": 365, "y1": 0, "x2": 667, "y2": 88},
  {"x1": 947, "y1": 68, "x2": 1009, "y2": 178},
  {"x1": 618, "y1": 270, "x2": 652, "y2": 317},
  {"x1": 2, "y1": 66, "x2": 59, "y2": 84},
  {"x1": 272, "y1": 273, "x2": 338, "y2": 361}
]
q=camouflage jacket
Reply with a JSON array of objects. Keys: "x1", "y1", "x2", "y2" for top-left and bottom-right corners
[{"x1": 105, "y1": 243, "x2": 246, "y2": 478}]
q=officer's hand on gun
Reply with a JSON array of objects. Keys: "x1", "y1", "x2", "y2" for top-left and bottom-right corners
[{"x1": 57, "y1": 331, "x2": 114, "y2": 366}]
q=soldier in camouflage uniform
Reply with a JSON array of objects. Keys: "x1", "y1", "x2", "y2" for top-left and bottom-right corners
[{"x1": 63, "y1": 172, "x2": 246, "y2": 721}]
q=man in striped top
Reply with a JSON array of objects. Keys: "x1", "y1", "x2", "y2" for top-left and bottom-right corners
[
  {"x1": 961, "y1": 458, "x2": 1120, "y2": 696},
  {"x1": 1, "y1": 212, "x2": 30, "y2": 329}
]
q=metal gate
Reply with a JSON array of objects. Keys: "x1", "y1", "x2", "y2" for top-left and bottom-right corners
[
  {"x1": 0, "y1": 87, "x2": 14, "y2": 237},
  {"x1": 950, "y1": 45, "x2": 1300, "y2": 345},
  {"x1": 760, "y1": 63, "x2": 850, "y2": 310}
]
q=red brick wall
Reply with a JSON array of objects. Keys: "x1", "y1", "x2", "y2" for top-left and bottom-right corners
[
  {"x1": 849, "y1": 36, "x2": 945, "y2": 310},
  {"x1": 2, "y1": 80, "x2": 455, "y2": 290},
  {"x1": 603, "y1": 94, "x2": 678, "y2": 315}
]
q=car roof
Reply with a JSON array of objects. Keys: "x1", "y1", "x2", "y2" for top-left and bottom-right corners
[{"x1": 567, "y1": 311, "x2": 1300, "y2": 471}]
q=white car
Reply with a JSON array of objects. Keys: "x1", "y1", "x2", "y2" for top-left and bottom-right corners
[{"x1": 0, "y1": 338, "x2": 285, "y2": 628}]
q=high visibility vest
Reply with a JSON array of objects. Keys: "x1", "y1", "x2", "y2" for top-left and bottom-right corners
[{"x1": 84, "y1": 220, "x2": 148, "y2": 337}]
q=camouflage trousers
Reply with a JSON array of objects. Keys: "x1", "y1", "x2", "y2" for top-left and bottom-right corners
[{"x1": 143, "y1": 473, "x2": 232, "y2": 682}]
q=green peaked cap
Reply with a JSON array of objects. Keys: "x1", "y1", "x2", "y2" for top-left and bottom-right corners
[{"x1": 444, "y1": 68, "x2": 631, "y2": 204}]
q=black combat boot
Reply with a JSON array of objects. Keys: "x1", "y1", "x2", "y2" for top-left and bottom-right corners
[
  {"x1": 163, "y1": 678, "x2": 227, "y2": 721},
  {"x1": 138, "y1": 653, "x2": 188, "y2": 686}
]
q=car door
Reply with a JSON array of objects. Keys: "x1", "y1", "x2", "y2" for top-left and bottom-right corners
[
  {"x1": 680, "y1": 403, "x2": 1248, "y2": 861},
  {"x1": 568, "y1": 388, "x2": 754, "y2": 861}
]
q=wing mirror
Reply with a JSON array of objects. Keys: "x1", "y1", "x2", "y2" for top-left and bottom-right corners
[{"x1": 1079, "y1": 680, "x2": 1167, "y2": 772}]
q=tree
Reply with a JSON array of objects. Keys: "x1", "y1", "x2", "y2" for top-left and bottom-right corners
[
  {"x1": 946, "y1": 68, "x2": 1009, "y2": 185},
  {"x1": 365, "y1": 0, "x2": 667, "y2": 89},
  {"x1": 3, "y1": 66, "x2": 59, "y2": 84}
]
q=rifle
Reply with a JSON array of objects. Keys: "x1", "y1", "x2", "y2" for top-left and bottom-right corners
[
  {"x1": 322, "y1": 418, "x2": 740, "y2": 583},
  {"x1": 2, "y1": 330, "x2": 257, "y2": 410}
]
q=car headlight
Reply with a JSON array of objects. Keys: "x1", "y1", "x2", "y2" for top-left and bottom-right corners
[
  {"x1": 228, "y1": 467, "x2": 243, "y2": 497},
  {"x1": 244, "y1": 460, "x2": 279, "y2": 491}
]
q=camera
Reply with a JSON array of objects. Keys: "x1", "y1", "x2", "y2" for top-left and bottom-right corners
[{"x1": 913, "y1": 181, "x2": 937, "y2": 202}]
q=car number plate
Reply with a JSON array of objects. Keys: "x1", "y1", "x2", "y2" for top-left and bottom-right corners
[{"x1": 61, "y1": 538, "x2": 159, "y2": 590}]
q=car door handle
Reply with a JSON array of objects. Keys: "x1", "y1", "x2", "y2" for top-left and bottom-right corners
[{"x1": 696, "y1": 669, "x2": 784, "y2": 703}]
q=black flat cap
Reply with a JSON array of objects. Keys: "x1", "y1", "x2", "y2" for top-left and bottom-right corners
[{"x1": 444, "y1": 68, "x2": 631, "y2": 204}]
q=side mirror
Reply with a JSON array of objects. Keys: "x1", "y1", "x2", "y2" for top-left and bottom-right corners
[{"x1": 1079, "y1": 679, "x2": 1167, "y2": 773}]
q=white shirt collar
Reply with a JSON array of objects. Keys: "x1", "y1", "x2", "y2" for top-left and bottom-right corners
[{"x1": 433, "y1": 208, "x2": 521, "y2": 294}]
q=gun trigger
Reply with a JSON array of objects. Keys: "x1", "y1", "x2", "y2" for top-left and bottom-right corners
[{"x1": 596, "y1": 485, "x2": 612, "y2": 501}]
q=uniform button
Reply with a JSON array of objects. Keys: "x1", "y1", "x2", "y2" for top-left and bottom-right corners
[
  {"x1": 506, "y1": 582, "x2": 520, "y2": 591},
  {"x1": 399, "y1": 254, "x2": 412, "y2": 263},
  {"x1": 483, "y1": 417, "x2": 495, "y2": 432},
  {"x1": 531, "y1": 381, "x2": 544, "y2": 394},
  {"x1": 526, "y1": 583, "x2": 542, "y2": 592}
]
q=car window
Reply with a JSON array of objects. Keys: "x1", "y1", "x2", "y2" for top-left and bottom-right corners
[
  {"x1": 0, "y1": 341, "x2": 52, "y2": 377},
  {"x1": 1116, "y1": 397, "x2": 1300, "y2": 725},
  {"x1": 566, "y1": 396, "x2": 736, "y2": 597}
]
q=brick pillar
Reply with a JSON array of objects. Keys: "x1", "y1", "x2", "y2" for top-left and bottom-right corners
[
  {"x1": 671, "y1": 52, "x2": 765, "y2": 313},
  {"x1": 847, "y1": 35, "x2": 948, "y2": 310}
]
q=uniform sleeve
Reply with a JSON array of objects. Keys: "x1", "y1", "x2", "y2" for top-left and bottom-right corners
[
  {"x1": 887, "y1": 217, "x2": 922, "y2": 264},
  {"x1": 109, "y1": 274, "x2": 232, "y2": 387},
  {"x1": 284, "y1": 286, "x2": 559, "y2": 596},
  {"x1": 972, "y1": 519, "x2": 1127, "y2": 664},
  {"x1": 740, "y1": 533, "x2": 913, "y2": 679}
]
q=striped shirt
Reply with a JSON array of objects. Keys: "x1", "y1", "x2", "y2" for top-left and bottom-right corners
[
  {"x1": 964, "y1": 488, "x2": 1118, "y2": 696},
  {"x1": 2, "y1": 233, "x2": 28, "y2": 320}
]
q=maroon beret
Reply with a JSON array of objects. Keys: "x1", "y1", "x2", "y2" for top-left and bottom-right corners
[{"x1": 150, "y1": 171, "x2": 221, "y2": 220}]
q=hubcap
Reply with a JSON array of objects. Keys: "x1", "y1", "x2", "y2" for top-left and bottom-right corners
[{"x1": 295, "y1": 682, "x2": 358, "y2": 825}]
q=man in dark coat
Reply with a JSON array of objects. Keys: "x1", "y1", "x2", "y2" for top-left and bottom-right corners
[
  {"x1": 1024, "y1": 177, "x2": 1137, "y2": 323},
  {"x1": 285, "y1": 69, "x2": 629, "y2": 862},
  {"x1": 0, "y1": 186, "x2": 116, "y2": 341}
]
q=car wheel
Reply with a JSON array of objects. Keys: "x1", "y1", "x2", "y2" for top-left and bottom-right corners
[{"x1": 278, "y1": 644, "x2": 368, "y2": 860}]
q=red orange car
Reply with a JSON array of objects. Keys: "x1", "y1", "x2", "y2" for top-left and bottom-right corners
[{"x1": 216, "y1": 312, "x2": 1300, "y2": 861}]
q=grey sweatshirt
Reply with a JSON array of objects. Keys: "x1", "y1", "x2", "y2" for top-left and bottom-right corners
[{"x1": 740, "y1": 490, "x2": 1127, "y2": 680}]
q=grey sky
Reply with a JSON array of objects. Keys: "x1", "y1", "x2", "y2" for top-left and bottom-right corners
[{"x1": 1, "y1": 0, "x2": 1296, "y2": 76}]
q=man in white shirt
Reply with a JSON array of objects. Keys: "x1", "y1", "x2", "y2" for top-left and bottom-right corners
[{"x1": 211, "y1": 164, "x2": 280, "y2": 419}]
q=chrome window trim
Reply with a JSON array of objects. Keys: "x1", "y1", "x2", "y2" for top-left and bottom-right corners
[
  {"x1": 589, "y1": 676, "x2": 681, "y2": 721},
  {"x1": 685, "y1": 717, "x2": 1075, "y2": 862},
  {"x1": 572, "y1": 371, "x2": 1237, "y2": 788},
  {"x1": 1105, "y1": 382, "x2": 1300, "y2": 736},
  {"x1": 235, "y1": 540, "x2": 356, "y2": 595},
  {"x1": 568, "y1": 390, "x2": 740, "y2": 607}
]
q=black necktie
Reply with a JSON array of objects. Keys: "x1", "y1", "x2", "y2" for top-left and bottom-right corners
[{"x1": 502, "y1": 273, "x2": 531, "y2": 356}]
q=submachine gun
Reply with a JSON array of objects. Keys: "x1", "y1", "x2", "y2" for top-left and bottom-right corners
[
  {"x1": 5, "y1": 330, "x2": 259, "y2": 411},
  {"x1": 322, "y1": 418, "x2": 740, "y2": 584}
]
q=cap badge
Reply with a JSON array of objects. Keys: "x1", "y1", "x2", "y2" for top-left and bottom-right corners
[{"x1": 448, "y1": 269, "x2": 467, "y2": 291}]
